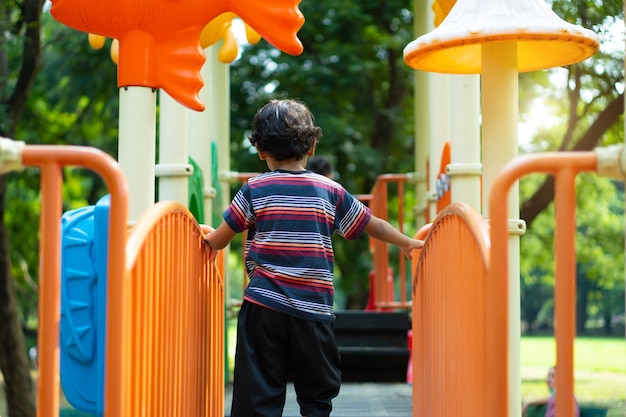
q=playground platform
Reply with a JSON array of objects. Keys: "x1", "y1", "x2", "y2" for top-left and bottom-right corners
[{"x1": 224, "y1": 381, "x2": 412, "y2": 417}]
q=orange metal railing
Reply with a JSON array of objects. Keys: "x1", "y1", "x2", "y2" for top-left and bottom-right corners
[
  {"x1": 369, "y1": 174, "x2": 412, "y2": 310},
  {"x1": 412, "y1": 203, "x2": 490, "y2": 416},
  {"x1": 21, "y1": 145, "x2": 128, "y2": 417},
  {"x1": 124, "y1": 201, "x2": 224, "y2": 417},
  {"x1": 411, "y1": 150, "x2": 609, "y2": 417},
  {"x1": 19, "y1": 144, "x2": 223, "y2": 417},
  {"x1": 487, "y1": 152, "x2": 598, "y2": 417}
]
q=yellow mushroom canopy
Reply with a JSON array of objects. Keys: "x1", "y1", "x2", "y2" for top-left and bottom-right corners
[{"x1": 405, "y1": 0, "x2": 599, "y2": 74}]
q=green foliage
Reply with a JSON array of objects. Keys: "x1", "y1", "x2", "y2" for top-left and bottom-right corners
[
  {"x1": 17, "y1": 13, "x2": 119, "y2": 151},
  {"x1": 3, "y1": 10, "x2": 119, "y2": 331},
  {"x1": 520, "y1": 173, "x2": 625, "y2": 332},
  {"x1": 5, "y1": 170, "x2": 41, "y2": 325}
]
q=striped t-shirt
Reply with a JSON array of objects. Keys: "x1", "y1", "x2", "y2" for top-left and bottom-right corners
[{"x1": 223, "y1": 169, "x2": 371, "y2": 322}]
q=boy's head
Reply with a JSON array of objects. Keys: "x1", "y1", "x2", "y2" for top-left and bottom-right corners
[{"x1": 249, "y1": 99, "x2": 322, "y2": 161}]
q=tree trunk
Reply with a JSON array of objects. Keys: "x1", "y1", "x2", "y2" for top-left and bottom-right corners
[{"x1": 0, "y1": 177, "x2": 36, "y2": 417}]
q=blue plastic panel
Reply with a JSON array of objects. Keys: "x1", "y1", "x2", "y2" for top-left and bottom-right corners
[{"x1": 60, "y1": 195, "x2": 110, "y2": 416}]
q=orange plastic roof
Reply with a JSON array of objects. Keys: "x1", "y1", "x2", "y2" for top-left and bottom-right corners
[
  {"x1": 406, "y1": 0, "x2": 599, "y2": 74},
  {"x1": 50, "y1": 0, "x2": 304, "y2": 111}
]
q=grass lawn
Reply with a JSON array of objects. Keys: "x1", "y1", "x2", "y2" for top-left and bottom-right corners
[
  {"x1": 520, "y1": 336, "x2": 626, "y2": 417},
  {"x1": 2, "y1": 333, "x2": 624, "y2": 415}
]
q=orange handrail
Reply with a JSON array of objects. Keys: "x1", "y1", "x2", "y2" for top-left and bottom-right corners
[
  {"x1": 21, "y1": 146, "x2": 128, "y2": 417},
  {"x1": 487, "y1": 152, "x2": 597, "y2": 417},
  {"x1": 412, "y1": 203, "x2": 490, "y2": 416}
]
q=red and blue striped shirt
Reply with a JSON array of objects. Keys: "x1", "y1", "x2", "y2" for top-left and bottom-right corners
[{"x1": 224, "y1": 169, "x2": 371, "y2": 322}]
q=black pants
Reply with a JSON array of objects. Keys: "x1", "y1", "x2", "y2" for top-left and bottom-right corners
[{"x1": 230, "y1": 301, "x2": 341, "y2": 417}]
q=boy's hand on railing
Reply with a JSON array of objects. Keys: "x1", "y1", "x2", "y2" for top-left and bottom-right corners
[
  {"x1": 199, "y1": 224, "x2": 219, "y2": 262},
  {"x1": 364, "y1": 216, "x2": 424, "y2": 260},
  {"x1": 199, "y1": 224, "x2": 213, "y2": 235},
  {"x1": 401, "y1": 238, "x2": 424, "y2": 260}
]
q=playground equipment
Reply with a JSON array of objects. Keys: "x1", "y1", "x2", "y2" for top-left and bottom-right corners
[
  {"x1": 0, "y1": 140, "x2": 226, "y2": 417},
  {"x1": 3, "y1": 0, "x2": 622, "y2": 416},
  {"x1": 4, "y1": 141, "x2": 625, "y2": 417},
  {"x1": 409, "y1": 145, "x2": 626, "y2": 417}
]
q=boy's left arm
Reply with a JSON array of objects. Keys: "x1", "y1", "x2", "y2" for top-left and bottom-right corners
[
  {"x1": 203, "y1": 222, "x2": 237, "y2": 260},
  {"x1": 364, "y1": 215, "x2": 424, "y2": 259}
]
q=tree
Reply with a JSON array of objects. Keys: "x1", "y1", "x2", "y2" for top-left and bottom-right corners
[
  {"x1": 520, "y1": 173, "x2": 625, "y2": 333},
  {"x1": 519, "y1": 0, "x2": 624, "y2": 227},
  {"x1": 0, "y1": 1, "x2": 43, "y2": 415},
  {"x1": 1, "y1": 2, "x2": 118, "y2": 414}
]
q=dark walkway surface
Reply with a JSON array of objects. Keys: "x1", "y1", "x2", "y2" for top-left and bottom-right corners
[{"x1": 224, "y1": 382, "x2": 413, "y2": 417}]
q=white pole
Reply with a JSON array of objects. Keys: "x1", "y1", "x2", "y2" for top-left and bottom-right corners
[
  {"x1": 429, "y1": 73, "x2": 450, "y2": 221},
  {"x1": 481, "y1": 41, "x2": 525, "y2": 417},
  {"x1": 118, "y1": 87, "x2": 156, "y2": 223},
  {"x1": 157, "y1": 91, "x2": 191, "y2": 206},
  {"x1": 449, "y1": 75, "x2": 481, "y2": 211},
  {"x1": 212, "y1": 46, "x2": 231, "y2": 215},
  {"x1": 189, "y1": 47, "x2": 216, "y2": 225},
  {"x1": 412, "y1": 0, "x2": 430, "y2": 229}
]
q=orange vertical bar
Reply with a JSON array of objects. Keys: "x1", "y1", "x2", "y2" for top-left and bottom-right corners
[
  {"x1": 397, "y1": 178, "x2": 407, "y2": 304},
  {"x1": 487, "y1": 170, "x2": 510, "y2": 417},
  {"x1": 37, "y1": 162, "x2": 62, "y2": 417},
  {"x1": 554, "y1": 169, "x2": 576, "y2": 417},
  {"x1": 379, "y1": 180, "x2": 390, "y2": 306}
]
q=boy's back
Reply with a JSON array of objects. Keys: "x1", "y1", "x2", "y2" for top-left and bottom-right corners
[{"x1": 224, "y1": 169, "x2": 370, "y2": 322}]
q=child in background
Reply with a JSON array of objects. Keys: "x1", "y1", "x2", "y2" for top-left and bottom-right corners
[
  {"x1": 306, "y1": 155, "x2": 334, "y2": 179},
  {"x1": 205, "y1": 98, "x2": 424, "y2": 417},
  {"x1": 522, "y1": 366, "x2": 580, "y2": 417}
]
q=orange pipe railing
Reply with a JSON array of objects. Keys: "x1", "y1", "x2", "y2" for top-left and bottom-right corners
[
  {"x1": 22, "y1": 146, "x2": 128, "y2": 417},
  {"x1": 369, "y1": 174, "x2": 412, "y2": 310},
  {"x1": 124, "y1": 201, "x2": 223, "y2": 417},
  {"x1": 487, "y1": 152, "x2": 597, "y2": 417},
  {"x1": 412, "y1": 203, "x2": 490, "y2": 417}
]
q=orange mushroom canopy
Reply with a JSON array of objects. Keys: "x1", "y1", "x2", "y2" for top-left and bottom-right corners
[
  {"x1": 405, "y1": 0, "x2": 598, "y2": 74},
  {"x1": 50, "y1": 0, "x2": 305, "y2": 111}
]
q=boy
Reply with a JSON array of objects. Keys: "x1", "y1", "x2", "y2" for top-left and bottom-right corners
[{"x1": 206, "y1": 99, "x2": 424, "y2": 417}]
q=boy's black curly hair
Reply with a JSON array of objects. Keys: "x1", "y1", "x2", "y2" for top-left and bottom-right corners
[{"x1": 249, "y1": 99, "x2": 322, "y2": 161}]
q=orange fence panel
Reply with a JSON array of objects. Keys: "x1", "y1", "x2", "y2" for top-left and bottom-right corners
[
  {"x1": 412, "y1": 203, "x2": 490, "y2": 417},
  {"x1": 124, "y1": 201, "x2": 223, "y2": 417}
]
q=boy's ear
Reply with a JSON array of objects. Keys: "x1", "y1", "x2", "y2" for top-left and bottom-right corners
[
  {"x1": 257, "y1": 149, "x2": 268, "y2": 160},
  {"x1": 307, "y1": 142, "x2": 317, "y2": 156}
]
